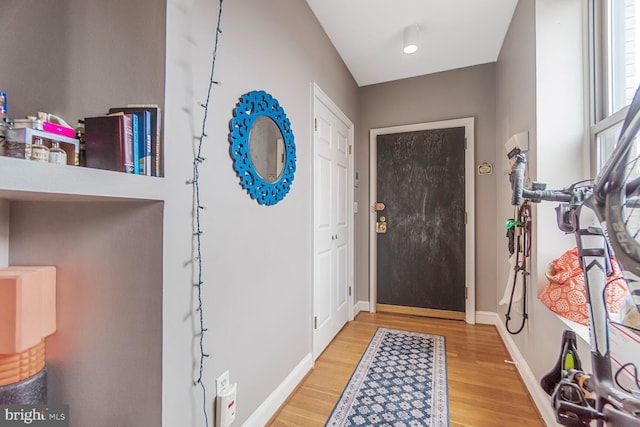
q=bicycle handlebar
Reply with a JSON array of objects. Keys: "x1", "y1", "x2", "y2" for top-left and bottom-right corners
[
  {"x1": 522, "y1": 188, "x2": 573, "y2": 203},
  {"x1": 510, "y1": 152, "x2": 573, "y2": 205}
]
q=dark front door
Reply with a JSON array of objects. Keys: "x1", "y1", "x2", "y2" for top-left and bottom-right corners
[{"x1": 376, "y1": 126, "x2": 466, "y2": 318}]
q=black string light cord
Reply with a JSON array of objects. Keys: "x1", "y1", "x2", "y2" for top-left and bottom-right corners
[{"x1": 188, "y1": 1, "x2": 224, "y2": 426}]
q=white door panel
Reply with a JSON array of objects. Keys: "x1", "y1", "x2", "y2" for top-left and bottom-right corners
[
  {"x1": 317, "y1": 155, "x2": 332, "y2": 230},
  {"x1": 336, "y1": 163, "x2": 347, "y2": 228},
  {"x1": 336, "y1": 244, "x2": 348, "y2": 310},
  {"x1": 336, "y1": 129, "x2": 348, "y2": 155},
  {"x1": 317, "y1": 117, "x2": 332, "y2": 147},
  {"x1": 316, "y1": 249, "x2": 332, "y2": 327}
]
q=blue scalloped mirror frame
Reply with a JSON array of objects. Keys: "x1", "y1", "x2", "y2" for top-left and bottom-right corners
[{"x1": 229, "y1": 90, "x2": 296, "y2": 205}]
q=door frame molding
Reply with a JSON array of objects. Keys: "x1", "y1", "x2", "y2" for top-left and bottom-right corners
[
  {"x1": 369, "y1": 118, "x2": 476, "y2": 324},
  {"x1": 312, "y1": 83, "x2": 355, "y2": 359}
]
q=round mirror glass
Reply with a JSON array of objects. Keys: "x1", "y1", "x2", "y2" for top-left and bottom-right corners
[{"x1": 249, "y1": 116, "x2": 285, "y2": 183}]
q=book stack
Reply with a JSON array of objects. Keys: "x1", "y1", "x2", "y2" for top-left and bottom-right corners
[{"x1": 84, "y1": 105, "x2": 163, "y2": 176}]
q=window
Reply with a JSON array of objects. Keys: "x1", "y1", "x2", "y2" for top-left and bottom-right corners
[
  {"x1": 593, "y1": 0, "x2": 640, "y2": 171},
  {"x1": 609, "y1": 0, "x2": 640, "y2": 113}
]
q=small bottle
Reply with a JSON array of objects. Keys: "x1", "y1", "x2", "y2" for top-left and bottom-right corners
[
  {"x1": 29, "y1": 137, "x2": 49, "y2": 162},
  {"x1": 48, "y1": 141, "x2": 67, "y2": 165},
  {"x1": 75, "y1": 120, "x2": 85, "y2": 166}
]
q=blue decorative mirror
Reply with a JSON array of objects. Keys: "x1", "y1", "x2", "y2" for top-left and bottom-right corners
[{"x1": 229, "y1": 90, "x2": 296, "y2": 205}]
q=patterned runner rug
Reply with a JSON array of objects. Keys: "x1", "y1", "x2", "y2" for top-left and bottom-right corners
[{"x1": 325, "y1": 328, "x2": 448, "y2": 426}]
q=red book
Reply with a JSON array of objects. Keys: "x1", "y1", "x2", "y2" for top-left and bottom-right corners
[{"x1": 84, "y1": 113, "x2": 134, "y2": 173}]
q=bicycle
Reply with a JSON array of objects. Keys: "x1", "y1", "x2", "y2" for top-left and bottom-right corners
[{"x1": 508, "y1": 86, "x2": 640, "y2": 426}]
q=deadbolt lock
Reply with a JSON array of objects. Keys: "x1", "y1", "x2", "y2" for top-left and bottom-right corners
[
  {"x1": 376, "y1": 216, "x2": 387, "y2": 234},
  {"x1": 373, "y1": 202, "x2": 386, "y2": 212}
]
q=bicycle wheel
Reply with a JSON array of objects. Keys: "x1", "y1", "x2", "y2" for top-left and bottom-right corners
[
  {"x1": 601, "y1": 90, "x2": 640, "y2": 425},
  {"x1": 604, "y1": 87, "x2": 640, "y2": 280}
]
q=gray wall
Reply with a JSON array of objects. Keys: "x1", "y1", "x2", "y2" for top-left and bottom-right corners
[
  {"x1": 9, "y1": 201, "x2": 163, "y2": 427},
  {"x1": 357, "y1": 64, "x2": 498, "y2": 312},
  {"x1": 495, "y1": 0, "x2": 540, "y2": 374},
  {"x1": 1, "y1": 0, "x2": 359, "y2": 425},
  {"x1": 0, "y1": 1, "x2": 70, "y2": 120},
  {"x1": 164, "y1": 0, "x2": 358, "y2": 425},
  {"x1": 496, "y1": 0, "x2": 592, "y2": 393},
  {"x1": 0, "y1": 0, "x2": 165, "y2": 123}
]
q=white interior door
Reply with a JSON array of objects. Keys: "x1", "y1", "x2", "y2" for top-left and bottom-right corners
[{"x1": 313, "y1": 84, "x2": 354, "y2": 359}]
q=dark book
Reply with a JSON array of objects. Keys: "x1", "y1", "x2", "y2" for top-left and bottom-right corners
[
  {"x1": 84, "y1": 113, "x2": 135, "y2": 173},
  {"x1": 109, "y1": 106, "x2": 162, "y2": 176}
]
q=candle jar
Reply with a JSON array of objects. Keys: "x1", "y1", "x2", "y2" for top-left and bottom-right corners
[
  {"x1": 48, "y1": 141, "x2": 67, "y2": 165},
  {"x1": 29, "y1": 137, "x2": 49, "y2": 163}
]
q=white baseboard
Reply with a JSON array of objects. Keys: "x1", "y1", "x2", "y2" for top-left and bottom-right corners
[
  {"x1": 476, "y1": 311, "x2": 558, "y2": 426},
  {"x1": 475, "y1": 310, "x2": 500, "y2": 326},
  {"x1": 354, "y1": 300, "x2": 370, "y2": 315},
  {"x1": 243, "y1": 353, "x2": 313, "y2": 427}
]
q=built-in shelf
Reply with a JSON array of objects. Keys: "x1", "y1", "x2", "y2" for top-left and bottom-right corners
[
  {"x1": 0, "y1": 156, "x2": 165, "y2": 202},
  {"x1": 6, "y1": 199, "x2": 163, "y2": 426},
  {"x1": 2, "y1": 1, "x2": 166, "y2": 423}
]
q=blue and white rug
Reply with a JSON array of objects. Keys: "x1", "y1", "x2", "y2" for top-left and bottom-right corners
[{"x1": 325, "y1": 328, "x2": 448, "y2": 427}]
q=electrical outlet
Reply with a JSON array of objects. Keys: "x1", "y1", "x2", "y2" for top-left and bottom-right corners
[{"x1": 216, "y1": 370, "x2": 229, "y2": 396}]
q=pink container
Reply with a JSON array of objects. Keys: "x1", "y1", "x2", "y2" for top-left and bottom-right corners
[{"x1": 42, "y1": 121, "x2": 74, "y2": 138}]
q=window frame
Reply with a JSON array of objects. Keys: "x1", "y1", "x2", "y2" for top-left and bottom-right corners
[
  {"x1": 591, "y1": 0, "x2": 606, "y2": 175},
  {"x1": 590, "y1": 0, "x2": 637, "y2": 174}
]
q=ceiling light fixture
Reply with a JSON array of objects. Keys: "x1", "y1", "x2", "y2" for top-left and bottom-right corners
[{"x1": 403, "y1": 25, "x2": 419, "y2": 54}]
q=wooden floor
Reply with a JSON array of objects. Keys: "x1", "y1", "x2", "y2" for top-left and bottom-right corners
[{"x1": 268, "y1": 312, "x2": 545, "y2": 427}]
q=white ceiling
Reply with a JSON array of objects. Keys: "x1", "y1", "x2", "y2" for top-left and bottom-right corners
[{"x1": 306, "y1": 0, "x2": 519, "y2": 87}]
